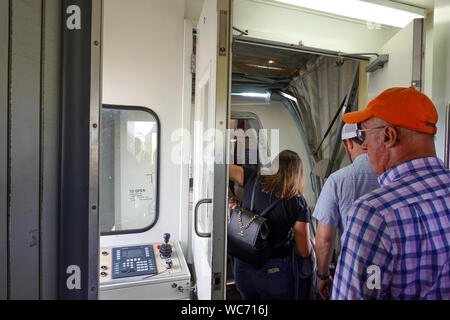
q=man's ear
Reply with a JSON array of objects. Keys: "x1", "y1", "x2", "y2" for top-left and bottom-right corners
[
  {"x1": 384, "y1": 126, "x2": 398, "y2": 148},
  {"x1": 342, "y1": 139, "x2": 351, "y2": 153}
]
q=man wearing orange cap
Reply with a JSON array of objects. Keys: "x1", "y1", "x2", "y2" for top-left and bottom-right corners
[{"x1": 331, "y1": 87, "x2": 450, "y2": 299}]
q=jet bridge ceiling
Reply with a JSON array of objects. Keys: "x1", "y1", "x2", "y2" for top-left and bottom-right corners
[{"x1": 232, "y1": 40, "x2": 318, "y2": 93}]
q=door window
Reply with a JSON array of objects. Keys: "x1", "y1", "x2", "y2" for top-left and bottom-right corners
[{"x1": 99, "y1": 105, "x2": 160, "y2": 235}]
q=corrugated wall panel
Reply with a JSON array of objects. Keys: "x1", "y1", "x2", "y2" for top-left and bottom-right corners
[
  {"x1": 0, "y1": 0, "x2": 9, "y2": 302},
  {"x1": 9, "y1": 0, "x2": 42, "y2": 300},
  {"x1": 41, "y1": 0, "x2": 62, "y2": 300}
]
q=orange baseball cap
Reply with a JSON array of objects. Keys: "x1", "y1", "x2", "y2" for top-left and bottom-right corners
[{"x1": 343, "y1": 87, "x2": 438, "y2": 134}]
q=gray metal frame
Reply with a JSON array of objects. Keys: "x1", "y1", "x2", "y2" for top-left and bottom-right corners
[
  {"x1": 9, "y1": 0, "x2": 43, "y2": 300},
  {"x1": 0, "y1": 0, "x2": 9, "y2": 301},
  {"x1": 1, "y1": 0, "x2": 62, "y2": 300},
  {"x1": 89, "y1": 0, "x2": 103, "y2": 300},
  {"x1": 233, "y1": 36, "x2": 371, "y2": 62},
  {"x1": 211, "y1": 0, "x2": 233, "y2": 300},
  {"x1": 40, "y1": 0, "x2": 63, "y2": 300},
  {"x1": 411, "y1": 18, "x2": 425, "y2": 91},
  {"x1": 445, "y1": 100, "x2": 450, "y2": 169},
  {"x1": 59, "y1": 0, "x2": 102, "y2": 300}
]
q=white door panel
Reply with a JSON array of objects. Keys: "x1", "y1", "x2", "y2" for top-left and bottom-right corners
[{"x1": 192, "y1": 0, "x2": 231, "y2": 300}]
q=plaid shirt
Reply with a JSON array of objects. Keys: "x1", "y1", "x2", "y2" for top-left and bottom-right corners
[{"x1": 331, "y1": 157, "x2": 450, "y2": 300}]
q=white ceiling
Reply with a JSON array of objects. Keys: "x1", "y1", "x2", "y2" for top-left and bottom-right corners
[
  {"x1": 185, "y1": 0, "x2": 205, "y2": 23},
  {"x1": 183, "y1": 0, "x2": 436, "y2": 26},
  {"x1": 390, "y1": 0, "x2": 435, "y2": 10}
]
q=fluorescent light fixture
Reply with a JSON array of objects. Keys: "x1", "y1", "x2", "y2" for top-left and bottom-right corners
[
  {"x1": 232, "y1": 92, "x2": 271, "y2": 99},
  {"x1": 275, "y1": 0, "x2": 424, "y2": 28},
  {"x1": 245, "y1": 63, "x2": 287, "y2": 71},
  {"x1": 279, "y1": 91, "x2": 298, "y2": 102}
]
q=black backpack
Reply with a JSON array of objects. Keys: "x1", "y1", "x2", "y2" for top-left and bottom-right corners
[{"x1": 227, "y1": 177, "x2": 284, "y2": 268}]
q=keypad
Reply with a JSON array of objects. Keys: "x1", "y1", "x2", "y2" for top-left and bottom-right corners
[{"x1": 111, "y1": 245, "x2": 157, "y2": 279}]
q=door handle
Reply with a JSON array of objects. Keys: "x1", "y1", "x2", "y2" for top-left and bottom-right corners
[{"x1": 194, "y1": 199, "x2": 212, "y2": 238}]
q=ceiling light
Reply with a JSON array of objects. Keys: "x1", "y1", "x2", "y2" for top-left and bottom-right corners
[
  {"x1": 279, "y1": 91, "x2": 298, "y2": 102},
  {"x1": 268, "y1": 60, "x2": 275, "y2": 64},
  {"x1": 245, "y1": 63, "x2": 287, "y2": 71},
  {"x1": 275, "y1": 0, "x2": 425, "y2": 28},
  {"x1": 232, "y1": 92, "x2": 271, "y2": 99}
]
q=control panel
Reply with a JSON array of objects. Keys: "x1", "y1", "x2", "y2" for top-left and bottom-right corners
[
  {"x1": 100, "y1": 233, "x2": 184, "y2": 282},
  {"x1": 112, "y1": 245, "x2": 157, "y2": 279},
  {"x1": 99, "y1": 235, "x2": 191, "y2": 300}
]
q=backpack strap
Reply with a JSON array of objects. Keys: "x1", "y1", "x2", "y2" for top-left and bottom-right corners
[
  {"x1": 260, "y1": 198, "x2": 283, "y2": 217},
  {"x1": 249, "y1": 175, "x2": 258, "y2": 212},
  {"x1": 250, "y1": 174, "x2": 283, "y2": 216}
]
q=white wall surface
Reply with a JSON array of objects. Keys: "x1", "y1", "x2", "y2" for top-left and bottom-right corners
[
  {"x1": 423, "y1": 12, "x2": 434, "y2": 98},
  {"x1": 366, "y1": 1, "x2": 450, "y2": 162},
  {"x1": 101, "y1": 0, "x2": 185, "y2": 247},
  {"x1": 366, "y1": 21, "x2": 414, "y2": 101},
  {"x1": 232, "y1": 100, "x2": 316, "y2": 209},
  {"x1": 184, "y1": 0, "x2": 204, "y2": 23},
  {"x1": 430, "y1": 0, "x2": 450, "y2": 161},
  {"x1": 233, "y1": 0, "x2": 399, "y2": 54}
]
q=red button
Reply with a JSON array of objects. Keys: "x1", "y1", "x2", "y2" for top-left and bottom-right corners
[{"x1": 157, "y1": 245, "x2": 161, "y2": 249}]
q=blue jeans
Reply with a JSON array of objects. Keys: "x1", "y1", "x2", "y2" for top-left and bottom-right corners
[
  {"x1": 234, "y1": 256, "x2": 294, "y2": 300},
  {"x1": 292, "y1": 253, "x2": 312, "y2": 300}
]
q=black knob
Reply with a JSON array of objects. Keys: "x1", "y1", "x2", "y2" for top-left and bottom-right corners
[
  {"x1": 163, "y1": 233, "x2": 171, "y2": 244},
  {"x1": 160, "y1": 243, "x2": 172, "y2": 258},
  {"x1": 101, "y1": 265, "x2": 108, "y2": 270},
  {"x1": 160, "y1": 233, "x2": 173, "y2": 258}
]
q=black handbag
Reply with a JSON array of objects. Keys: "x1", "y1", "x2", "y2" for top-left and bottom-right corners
[{"x1": 227, "y1": 177, "x2": 282, "y2": 268}]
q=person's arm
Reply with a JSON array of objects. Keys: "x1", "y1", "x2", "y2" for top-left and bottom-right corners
[
  {"x1": 311, "y1": 175, "x2": 341, "y2": 300},
  {"x1": 294, "y1": 221, "x2": 311, "y2": 258},
  {"x1": 316, "y1": 221, "x2": 337, "y2": 277},
  {"x1": 229, "y1": 164, "x2": 244, "y2": 187},
  {"x1": 315, "y1": 221, "x2": 337, "y2": 300}
]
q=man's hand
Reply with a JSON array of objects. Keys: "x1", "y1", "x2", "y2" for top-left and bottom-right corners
[
  {"x1": 317, "y1": 276, "x2": 333, "y2": 300},
  {"x1": 315, "y1": 221, "x2": 337, "y2": 300}
]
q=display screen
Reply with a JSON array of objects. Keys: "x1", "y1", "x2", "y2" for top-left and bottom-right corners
[{"x1": 123, "y1": 248, "x2": 145, "y2": 258}]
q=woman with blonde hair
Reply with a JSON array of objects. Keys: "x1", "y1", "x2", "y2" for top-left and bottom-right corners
[{"x1": 229, "y1": 150, "x2": 311, "y2": 300}]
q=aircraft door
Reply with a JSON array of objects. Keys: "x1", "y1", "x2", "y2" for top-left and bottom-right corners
[{"x1": 191, "y1": 0, "x2": 232, "y2": 300}]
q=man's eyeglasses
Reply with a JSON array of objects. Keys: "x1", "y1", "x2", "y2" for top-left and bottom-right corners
[{"x1": 355, "y1": 126, "x2": 386, "y2": 142}]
